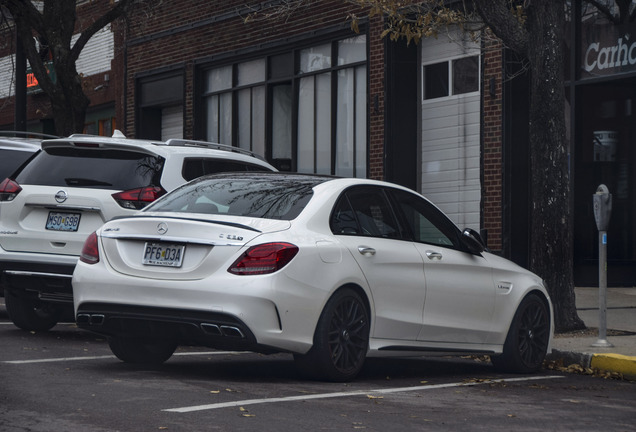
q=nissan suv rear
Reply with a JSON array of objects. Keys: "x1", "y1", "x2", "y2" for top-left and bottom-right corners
[{"x1": 0, "y1": 131, "x2": 276, "y2": 331}]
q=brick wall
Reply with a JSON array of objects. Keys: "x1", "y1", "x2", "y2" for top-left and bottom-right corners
[
  {"x1": 120, "y1": 1, "x2": 385, "y2": 178},
  {"x1": 482, "y1": 37, "x2": 504, "y2": 251},
  {"x1": 368, "y1": 14, "x2": 385, "y2": 181}
]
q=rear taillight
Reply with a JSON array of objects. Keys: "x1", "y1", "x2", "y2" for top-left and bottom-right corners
[
  {"x1": 0, "y1": 178, "x2": 22, "y2": 202},
  {"x1": 112, "y1": 186, "x2": 166, "y2": 210},
  {"x1": 80, "y1": 232, "x2": 100, "y2": 264},
  {"x1": 228, "y1": 242, "x2": 299, "y2": 275}
]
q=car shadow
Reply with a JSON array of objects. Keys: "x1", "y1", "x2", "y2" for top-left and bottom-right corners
[{"x1": 95, "y1": 351, "x2": 498, "y2": 385}]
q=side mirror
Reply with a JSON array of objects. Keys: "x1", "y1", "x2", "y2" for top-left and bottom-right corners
[{"x1": 461, "y1": 228, "x2": 485, "y2": 254}]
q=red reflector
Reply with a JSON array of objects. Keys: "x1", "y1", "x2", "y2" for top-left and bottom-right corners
[
  {"x1": 112, "y1": 186, "x2": 166, "y2": 210},
  {"x1": 0, "y1": 178, "x2": 22, "y2": 201},
  {"x1": 72, "y1": 142, "x2": 100, "y2": 148},
  {"x1": 80, "y1": 232, "x2": 100, "y2": 264},
  {"x1": 228, "y1": 242, "x2": 299, "y2": 275}
]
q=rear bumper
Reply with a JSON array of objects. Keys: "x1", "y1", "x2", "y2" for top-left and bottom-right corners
[
  {"x1": 0, "y1": 257, "x2": 76, "y2": 303},
  {"x1": 75, "y1": 302, "x2": 279, "y2": 353}
]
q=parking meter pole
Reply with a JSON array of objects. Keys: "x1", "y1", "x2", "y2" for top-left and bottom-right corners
[
  {"x1": 592, "y1": 184, "x2": 613, "y2": 348},
  {"x1": 592, "y1": 230, "x2": 612, "y2": 347}
]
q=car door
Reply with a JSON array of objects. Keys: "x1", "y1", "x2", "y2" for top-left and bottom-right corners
[
  {"x1": 330, "y1": 186, "x2": 426, "y2": 341},
  {"x1": 388, "y1": 188, "x2": 496, "y2": 345}
]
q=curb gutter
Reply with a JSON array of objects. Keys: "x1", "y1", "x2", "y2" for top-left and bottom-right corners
[{"x1": 548, "y1": 350, "x2": 636, "y2": 380}]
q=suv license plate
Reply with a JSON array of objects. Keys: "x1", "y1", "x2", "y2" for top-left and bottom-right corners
[
  {"x1": 142, "y1": 243, "x2": 185, "y2": 267},
  {"x1": 45, "y1": 212, "x2": 81, "y2": 232}
]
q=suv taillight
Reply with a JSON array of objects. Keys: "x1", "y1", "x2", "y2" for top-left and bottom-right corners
[
  {"x1": 80, "y1": 232, "x2": 99, "y2": 264},
  {"x1": 112, "y1": 186, "x2": 166, "y2": 210},
  {"x1": 228, "y1": 242, "x2": 299, "y2": 275},
  {"x1": 0, "y1": 178, "x2": 22, "y2": 202}
]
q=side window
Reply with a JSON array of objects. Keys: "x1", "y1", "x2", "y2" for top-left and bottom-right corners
[
  {"x1": 390, "y1": 189, "x2": 459, "y2": 248},
  {"x1": 330, "y1": 187, "x2": 401, "y2": 239},
  {"x1": 182, "y1": 158, "x2": 270, "y2": 181}
]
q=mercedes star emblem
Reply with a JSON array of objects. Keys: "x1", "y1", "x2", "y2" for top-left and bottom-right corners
[{"x1": 157, "y1": 222, "x2": 168, "y2": 235}]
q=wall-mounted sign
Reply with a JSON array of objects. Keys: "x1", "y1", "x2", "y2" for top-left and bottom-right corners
[
  {"x1": 26, "y1": 61, "x2": 56, "y2": 95},
  {"x1": 581, "y1": 22, "x2": 636, "y2": 79}
]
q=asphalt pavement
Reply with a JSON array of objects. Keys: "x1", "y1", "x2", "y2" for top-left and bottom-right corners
[{"x1": 548, "y1": 286, "x2": 636, "y2": 380}]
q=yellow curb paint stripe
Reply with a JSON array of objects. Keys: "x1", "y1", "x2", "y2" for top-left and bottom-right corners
[{"x1": 591, "y1": 354, "x2": 636, "y2": 379}]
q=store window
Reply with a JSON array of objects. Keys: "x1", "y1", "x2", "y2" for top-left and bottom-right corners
[
  {"x1": 423, "y1": 54, "x2": 480, "y2": 100},
  {"x1": 201, "y1": 35, "x2": 367, "y2": 176}
]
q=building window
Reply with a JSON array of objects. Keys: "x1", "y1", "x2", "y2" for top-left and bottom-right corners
[
  {"x1": 423, "y1": 54, "x2": 480, "y2": 100},
  {"x1": 201, "y1": 35, "x2": 367, "y2": 176}
]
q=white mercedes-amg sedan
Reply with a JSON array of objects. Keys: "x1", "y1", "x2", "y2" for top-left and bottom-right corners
[{"x1": 73, "y1": 172, "x2": 552, "y2": 382}]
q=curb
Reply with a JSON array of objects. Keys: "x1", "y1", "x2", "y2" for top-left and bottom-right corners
[
  {"x1": 548, "y1": 349, "x2": 636, "y2": 380},
  {"x1": 591, "y1": 354, "x2": 636, "y2": 380}
]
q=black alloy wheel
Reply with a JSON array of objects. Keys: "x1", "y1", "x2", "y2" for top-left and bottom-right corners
[
  {"x1": 294, "y1": 288, "x2": 370, "y2": 382},
  {"x1": 492, "y1": 293, "x2": 550, "y2": 373}
]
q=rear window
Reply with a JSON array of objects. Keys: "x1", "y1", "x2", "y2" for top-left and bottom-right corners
[
  {"x1": 15, "y1": 147, "x2": 164, "y2": 190},
  {"x1": 182, "y1": 158, "x2": 272, "y2": 181},
  {"x1": 0, "y1": 148, "x2": 36, "y2": 180},
  {"x1": 147, "y1": 174, "x2": 323, "y2": 220}
]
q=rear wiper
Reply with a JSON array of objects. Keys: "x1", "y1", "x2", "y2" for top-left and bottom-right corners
[{"x1": 65, "y1": 178, "x2": 113, "y2": 187}]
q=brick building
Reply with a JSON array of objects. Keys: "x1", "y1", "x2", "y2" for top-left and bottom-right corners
[{"x1": 3, "y1": 1, "x2": 633, "y2": 285}]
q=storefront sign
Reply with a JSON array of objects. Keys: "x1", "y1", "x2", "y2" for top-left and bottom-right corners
[
  {"x1": 26, "y1": 61, "x2": 56, "y2": 95},
  {"x1": 581, "y1": 23, "x2": 636, "y2": 78}
]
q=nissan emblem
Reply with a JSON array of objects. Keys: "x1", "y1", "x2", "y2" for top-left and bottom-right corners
[{"x1": 55, "y1": 190, "x2": 68, "y2": 203}]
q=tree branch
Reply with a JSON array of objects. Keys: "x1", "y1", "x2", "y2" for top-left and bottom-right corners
[{"x1": 471, "y1": 0, "x2": 528, "y2": 56}]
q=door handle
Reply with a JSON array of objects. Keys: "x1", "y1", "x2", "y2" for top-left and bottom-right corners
[
  {"x1": 425, "y1": 250, "x2": 442, "y2": 260},
  {"x1": 358, "y1": 246, "x2": 376, "y2": 256}
]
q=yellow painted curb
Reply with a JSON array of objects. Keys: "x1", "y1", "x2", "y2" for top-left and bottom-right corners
[{"x1": 591, "y1": 354, "x2": 636, "y2": 380}]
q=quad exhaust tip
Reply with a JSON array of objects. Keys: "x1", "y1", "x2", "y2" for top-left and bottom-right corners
[{"x1": 76, "y1": 313, "x2": 105, "y2": 326}]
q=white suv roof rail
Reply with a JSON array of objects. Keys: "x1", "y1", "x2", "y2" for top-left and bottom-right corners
[
  {"x1": 0, "y1": 131, "x2": 59, "y2": 139},
  {"x1": 164, "y1": 139, "x2": 265, "y2": 161}
]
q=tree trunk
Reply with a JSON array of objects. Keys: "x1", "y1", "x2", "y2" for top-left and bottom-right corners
[
  {"x1": 525, "y1": 0, "x2": 584, "y2": 331},
  {"x1": 50, "y1": 70, "x2": 90, "y2": 136}
]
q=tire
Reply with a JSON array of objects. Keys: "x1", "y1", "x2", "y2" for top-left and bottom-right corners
[
  {"x1": 294, "y1": 288, "x2": 370, "y2": 382},
  {"x1": 4, "y1": 288, "x2": 61, "y2": 331},
  {"x1": 108, "y1": 336, "x2": 177, "y2": 364},
  {"x1": 492, "y1": 294, "x2": 550, "y2": 373}
]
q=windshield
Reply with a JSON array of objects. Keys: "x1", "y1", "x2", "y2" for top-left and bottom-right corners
[
  {"x1": 15, "y1": 147, "x2": 164, "y2": 190},
  {"x1": 146, "y1": 174, "x2": 325, "y2": 220}
]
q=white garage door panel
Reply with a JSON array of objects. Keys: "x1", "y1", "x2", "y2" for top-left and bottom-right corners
[{"x1": 420, "y1": 30, "x2": 481, "y2": 232}]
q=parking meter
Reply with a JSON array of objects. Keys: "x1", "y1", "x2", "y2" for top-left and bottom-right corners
[
  {"x1": 593, "y1": 184, "x2": 612, "y2": 231},
  {"x1": 592, "y1": 184, "x2": 613, "y2": 347}
]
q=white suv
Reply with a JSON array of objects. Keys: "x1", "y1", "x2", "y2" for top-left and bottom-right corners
[{"x1": 0, "y1": 131, "x2": 276, "y2": 331}]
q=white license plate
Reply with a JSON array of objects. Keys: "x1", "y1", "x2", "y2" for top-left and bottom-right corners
[
  {"x1": 45, "y1": 212, "x2": 81, "y2": 232},
  {"x1": 142, "y1": 242, "x2": 185, "y2": 267}
]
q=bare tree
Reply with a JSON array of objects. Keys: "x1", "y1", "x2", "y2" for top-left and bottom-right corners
[{"x1": 0, "y1": 0, "x2": 142, "y2": 136}]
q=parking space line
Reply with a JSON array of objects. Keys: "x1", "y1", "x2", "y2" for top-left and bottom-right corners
[
  {"x1": 1, "y1": 351, "x2": 245, "y2": 364},
  {"x1": 163, "y1": 375, "x2": 565, "y2": 413}
]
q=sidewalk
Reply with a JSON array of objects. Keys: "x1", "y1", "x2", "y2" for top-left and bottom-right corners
[{"x1": 547, "y1": 287, "x2": 636, "y2": 380}]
